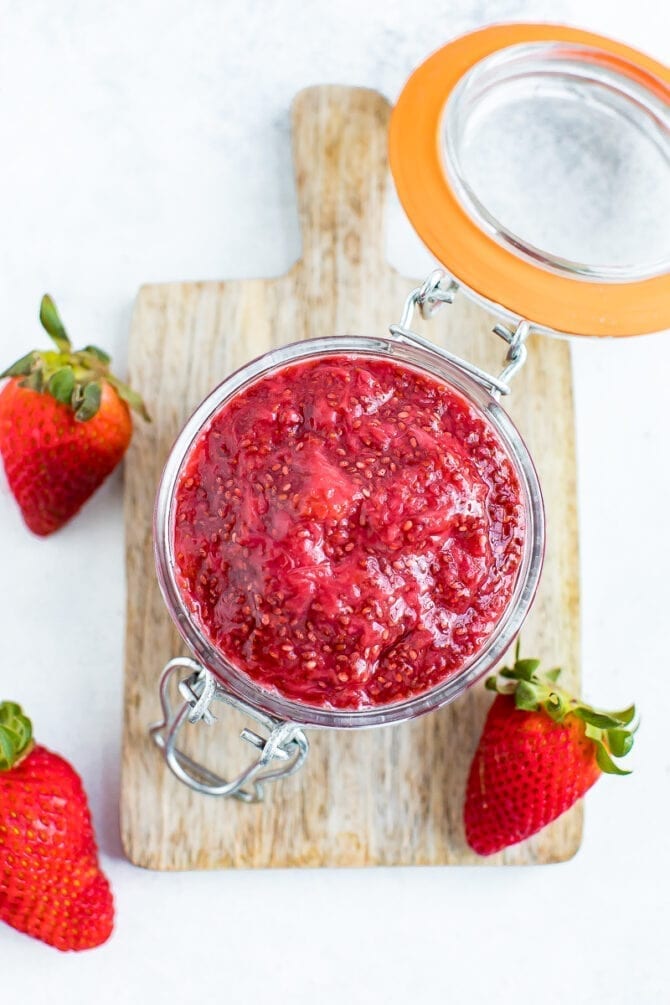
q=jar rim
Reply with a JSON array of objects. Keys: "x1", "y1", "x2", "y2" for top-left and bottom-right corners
[{"x1": 153, "y1": 335, "x2": 545, "y2": 729}]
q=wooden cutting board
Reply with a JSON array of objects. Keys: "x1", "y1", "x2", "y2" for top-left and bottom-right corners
[{"x1": 121, "y1": 85, "x2": 580, "y2": 869}]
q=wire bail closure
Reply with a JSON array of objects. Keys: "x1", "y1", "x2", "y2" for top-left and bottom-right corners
[
  {"x1": 389, "y1": 268, "x2": 529, "y2": 398},
  {"x1": 150, "y1": 658, "x2": 310, "y2": 801}
]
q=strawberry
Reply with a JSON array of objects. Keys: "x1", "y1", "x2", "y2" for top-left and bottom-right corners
[
  {"x1": 0, "y1": 701, "x2": 114, "y2": 951},
  {"x1": 464, "y1": 643, "x2": 636, "y2": 856},
  {"x1": 0, "y1": 295, "x2": 149, "y2": 535}
]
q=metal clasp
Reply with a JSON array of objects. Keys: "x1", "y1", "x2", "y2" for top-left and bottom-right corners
[
  {"x1": 150, "y1": 658, "x2": 309, "y2": 801},
  {"x1": 400, "y1": 269, "x2": 459, "y2": 324},
  {"x1": 390, "y1": 269, "x2": 530, "y2": 397},
  {"x1": 493, "y1": 319, "x2": 529, "y2": 389}
]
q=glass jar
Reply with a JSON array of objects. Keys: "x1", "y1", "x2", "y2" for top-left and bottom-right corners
[
  {"x1": 155, "y1": 327, "x2": 544, "y2": 721},
  {"x1": 150, "y1": 23, "x2": 669, "y2": 800}
]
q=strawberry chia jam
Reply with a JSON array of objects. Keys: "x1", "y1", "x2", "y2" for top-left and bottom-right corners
[{"x1": 173, "y1": 355, "x2": 525, "y2": 710}]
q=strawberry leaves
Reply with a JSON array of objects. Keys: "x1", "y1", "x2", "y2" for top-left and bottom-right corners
[
  {"x1": 81, "y1": 345, "x2": 111, "y2": 365},
  {"x1": 592, "y1": 737, "x2": 632, "y2": 776},
  {"x1": 486, "y1": 645, "x2": 637, "y2": 775},
  {"x1": 74, "y1": 381, "x2": 102, "y2": 421},
  {"x1": 39, "y1": 294, "x2": 71, "y2": 352},
  {"x1": 1, "y1": 295, "x2": 150, "y2": 422},
  {"x1": 1, "y1": 351, "x2": 40, "y2": 378},
  {"x1": 0, "y1": 702, "x2": 33, "y2": 771},
  {"x1": 48, "y1": 365, "x2": 76, "y2": 405},
  {"x1": 605, "y1": 729, "x2": 635, "y2": 758}
]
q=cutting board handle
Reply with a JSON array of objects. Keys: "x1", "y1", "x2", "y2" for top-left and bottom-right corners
[{"x1": 291, "y1": 86, "x2": 391, "y2": 277}]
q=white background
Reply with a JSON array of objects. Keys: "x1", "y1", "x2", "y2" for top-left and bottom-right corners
[{"x1": 1, "y1": 1, "x2": 669, "y2": 1001}]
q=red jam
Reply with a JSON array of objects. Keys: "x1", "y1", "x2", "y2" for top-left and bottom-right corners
[{"x1": 173, "y1": 355, "x2": 525, "y2": 710}]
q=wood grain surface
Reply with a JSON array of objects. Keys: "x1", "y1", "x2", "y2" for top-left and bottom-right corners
[{"x1": 121, "y1": 86, "x2": 581, "y2": 870}]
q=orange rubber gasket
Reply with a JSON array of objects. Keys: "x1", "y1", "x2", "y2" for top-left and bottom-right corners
[{"x1": 389, "y1": 23, "x2": 670, "y2": 336}]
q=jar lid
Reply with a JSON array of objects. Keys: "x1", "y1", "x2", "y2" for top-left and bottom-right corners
[{"x1": 390, "y1": 23, "x2": 670, "y2": 336}]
